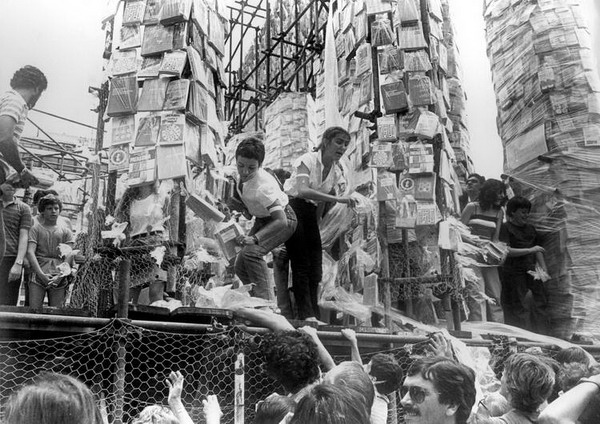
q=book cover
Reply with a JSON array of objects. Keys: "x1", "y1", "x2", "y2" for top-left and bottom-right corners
[
  {"x1": 414, "y1": 173, "x2": 437, "y2": 201},
  {"x1": 157, "y1": 144, "x2": 187, "y2": 180},
  {"x1": 138, "y1": 78, "x2": 169, "y2": 111},
  {"x1": 396, "y1": 174, "x2": 417, "y2": 228},
  {"x1": 192, "y1": 0, "x2": 208, "y2": 34},
  {"x1": 184, "y1": 121, "x2": 200, "y2": 164},
  {"x1": 141, "y1": 24, "x2": 174, "y2": 57},
  {"x1": 408, "y1": 142, "x2": 435, "y2": 174},
  {"x1": 408, "y1": 75, "x2": 435, "y2": 106},
  {"x1": 377, "y1": 116, "x2": 397, "y2": 141},
  {"x1": 187, "y1": 45, "x2": 207, "y2": 83},
  {"x1": 186, "y1": 81, "x2": 207, "y2": 125},
  {"x1": 108, "y1": 144, "x2": 130, "y2": 173},
  {"x1": 160, "y1": 0, "x2": 192, "y2": 25},
  {"x1": 354, "y1": 43, "x2": 371, "y2": 76},
  {"x1": 381, "y1": 81, "x2": 409, "y2": 114},
  {"x1": 128, "y1": 148, "x2": 157, "y2": 187},
  {"x1": 138, "y1": 55, "x2": 164, "y2": 79},
  {"x1": 163, "y1": 79, "x2": 190, "y2": 111},
  {"x1": 143, "y1": 0, "x2": 162, "y2": 24},
  {"x1": 369, "y1": 141, "x2": 393, "y2": 168},
  {"x1": 376, "y1": 171, "x2": 398, "y2": 201},
  {"x1": 106, "y1": 76, "x2": 138, "y2": 117},
  {"x1": 111, "y1": 115, "x2": 136, "y2": 146},
  {"x1": 159, "y1": 50, "x2": 188, "y2": 77},
  {"x1": 123, "y1": 0, "x2": 146, "y2": 26},
  {"x1": 186, "y1": 193, "x2": 225, "y2": 222},
  {"x1": 120, "y1": 25, "x2": 141, "y2": 50},
  {"x1": 135, "y1": 114, "x2": 162, "y2": 147},
  {"x1": 159, "y1": 112, "x2": 186, "y2": 145},
  {"x1": 172, "y1": 22, "x2": 188, "y2": 50},
  {"x1": 214, "y1": 221, "x2": 242, "y2": 261},
  {"x1": 207, "y1": 9, "x2": 225, "y2": 56},
  {"x1": 109, "y1": 50, "x2": 138, "y2": 77}
]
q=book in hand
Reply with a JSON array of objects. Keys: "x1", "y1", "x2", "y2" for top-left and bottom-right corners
[
  {"x1": 159, "y1": 112, "x2": 186, "y2": 145},
  {"x1": 122, "y1": 0, "x2": 145, "y2": 26},
  {"x1": 106, "y1": 76, "x2": 138, "y2": 117},
  {"x1": 159, "y1": 50, "x2": 188, "y2": 77},
  {"x1": 138, "y1": 78, "x2": 169, "y2": 111},
  {"x1": 214, "y1": 221, "x2": 242, "y2": 261},
  {"x1": 142, "y1": 24, "x2": 174, "y2": 57},
  {"x1": 163, "y1": 79, "x2": 190, "y2": 111},
  {"x1": 160, "y1": 0, "x2": 192, "y2": 25},
  {"x1": 135, "y1": 114, "x2": 162, "y2": 147}
]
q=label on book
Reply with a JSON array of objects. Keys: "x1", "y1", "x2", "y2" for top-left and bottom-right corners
[
  {"x1": 159, "y1": 112, "x2": 186, "y2": 145},
  {"x1": 108, "y1": 144, "x2": 130, "y2": 173},
  {"x1": 370, "y1": 141, "x2": 393, "y2": 168},
  {"x1": 110, "y1": 50, "x2": 138, "y2": 76},
  {"x1": 414, "y1": 173, "x2": 437, "y2": 201},
  {"x1": 214, "y1": 221, "x2": 241, "y2": 261},
  {"x1": 128, "y1": 148, "x2": 157, "y2": 186}
]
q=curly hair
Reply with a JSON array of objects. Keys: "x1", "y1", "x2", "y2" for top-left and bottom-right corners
[
  {"x1": 260, "y1": 331, "x2": 321, "y2": 394},
  {"x1": 503, "y1": 353, "x2": 555, "y2": 413},
  {"x1": 253, "y1": 394, "x2": 296, "y2": 424},
  {"x1": 131, "y1": 405, "x2": 178, "y2": 424},
  {"x1": 370, "y1": 353, "x2": 404, "y2": 395},
  {"x1": 555, "y1": 346, "x2": 590, "y2": 367},
  {"x1": 38, "y1": 194, "x2": 63, "y2": 213},
  {"x1": 324, "y1": 361, "x2": 374, "y2": 410},
  {"x1": 478, "y1": 179, "x2": 506, "y2": 211},
  {"x1": 4, "y1": 372, "x2": 103, "y2": 424},
  {"x1": 236, "y1": 136, "x2": 265, "y2": 165},
  {"x1": 10, "y1": 65, "x2": 48, "y2": 91},
  {"x1": 290, "y1": 383, "x2": 370, "y2": 424},
  {"x1": 407, "y1": 357, "x2": 476, "y2": 424}
]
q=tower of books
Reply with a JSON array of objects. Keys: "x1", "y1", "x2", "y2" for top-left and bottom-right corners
[{"x1": 484, "y1": 0, "x2": 600, "y2": 337}]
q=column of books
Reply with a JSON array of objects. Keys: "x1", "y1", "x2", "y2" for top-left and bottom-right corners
[
  {"x1": 102, "y1": 0, "x2": 228, "y2": 217},
  {"x1": 483, "y1": 0, "x2": 600, "y2": 337}
]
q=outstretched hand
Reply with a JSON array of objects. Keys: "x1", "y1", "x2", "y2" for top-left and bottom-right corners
[
  {"x1": 203, "y1": 394, "x2": 223, "y2": 423},
  {"x1": 428, "y1": 332, "x2": 453, "y2": 359},
  {"x1": 341, "y1": 328, "x2": 357, "y2": 343},
  {"x1": 166, "y1": 370, "x2": 184, "y2": 405}
]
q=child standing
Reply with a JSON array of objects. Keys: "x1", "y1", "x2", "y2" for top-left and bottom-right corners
[{"x1": 500, "y1": 196, "x2": 549, "y2": 334}]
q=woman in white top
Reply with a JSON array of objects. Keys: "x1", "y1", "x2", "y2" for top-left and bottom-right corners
[
  {"x1": 284, "y1": 127, "x2": 356, "y2": 320},
  {"x1": 233, "y1": 136, "x2": 297, "y2": 300}
]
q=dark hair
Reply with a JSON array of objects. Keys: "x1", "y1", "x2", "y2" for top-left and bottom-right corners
[
  {"x1": 4, "y1": 373, "x2": 103, "y2": 424},
  {"x1": 10, "y1": 66, "x2": 48, "y2": 91},
  {"x1": 467, "y1": 173, "x2": 486, "y2": 184},
  {"x1": 506, "y1": 196, "x2": 531, "y2": 218},
  {"x1": 557, "y1": 362, "x2": 589, "y2": 393},
  {"x1": 253, "y1": 395, "x2": 296, "y2": 424},
  {"x1": 272, "y1": 168, "x2": 291, "y2": 186},
  {"x1": 370, "y1": 353, "x2": 403, "y2": 395},
  {"x1": 33, "y1": 189, "x2": 59, "y2": 207},
  {"x1": 503, "y1": 353, "x2": 555, "y2": 413},
  {"x1": 554, "y1": 346, "x2": 590, "y2": 367},
  {"x1": 236, "y1": 136, "x2": 265, "y2": 165},
  {"x1": 38, "y1": 194, "x2": 63, "y2": 213},
  {"x1": 290, "y1": 383, "x2": 370, "y2": 424},
  {"x1": 324, "y1": 361, "x2": 374, "y2": 410},
  {"x1": 478, "y1": 179, "x2": 506, "y2": 211},
  {"x1": 318, "y1": 126, "x2": 351, "y2": 151},
  {"x1": 407, "y1": 357, "x2": 476, "y2": 424},
  {"x1": 260, "y1": 331, "x2": 321, "y2": 394}
]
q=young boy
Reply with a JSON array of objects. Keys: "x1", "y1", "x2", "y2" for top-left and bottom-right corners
[{"x1": 499, "y1": 196, "x2": 549, "y2": 334}]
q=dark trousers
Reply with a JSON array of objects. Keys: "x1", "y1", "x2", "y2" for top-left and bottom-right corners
[
  {"x1": 0, "y1": 256, "x2": 21, "y2": 305},
  {"x1": 285, "y1": 198, "x2": 322, "y2": 320},
  {"x1": 501, "y1": 267, "x2": 549, "y2": 334}
]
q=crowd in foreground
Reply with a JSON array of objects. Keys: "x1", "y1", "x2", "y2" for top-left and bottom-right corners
[{"x1": 2, "y1": 309, "x2": 599, "y2": 424}]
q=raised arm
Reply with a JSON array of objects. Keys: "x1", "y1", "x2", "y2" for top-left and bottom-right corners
[
  {"x1": 299, "y1": 325, "x2": 336, "y2": 372},
  {"x1": 538, "y1": 373, "x2": 600, "y2": 424},
  {"x1": 341, "y1": 328, "x2": 362, "y2": 364},
  {"x1": 166, "y1": 370, "x2": 195, "y2": 424}
]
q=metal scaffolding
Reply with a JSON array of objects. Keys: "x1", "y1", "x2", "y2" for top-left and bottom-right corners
[{"x1": 225, "y1": 0, "x2": 329, "y2": 133}]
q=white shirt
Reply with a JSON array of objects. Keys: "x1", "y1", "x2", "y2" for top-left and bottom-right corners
[
  {"x1": 237, "y1": 168, "x2": 288, "y2": 218},
  {"x1": 284, "y1": 151, "x2": 345, "y2": 205}
]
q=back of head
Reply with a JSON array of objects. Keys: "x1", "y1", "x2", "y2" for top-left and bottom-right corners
[
  {"x1": 4, "y1": 373, "x2": 102, "y2": 424},
  {"x1": 478, "y1": 179, "x2": 506, "y2": 211},
  {"x1": 11, "y1": 65, "x2": 48, "y2": 91},
  {"x1": 555, "y1": 346, "x2": 590, "y2": 367},
  {"x1": 290, "y1": 383, "x2": 370, "y2": 424},
  {"x1": 370, "y1": 353, "x2": 403, "y2": 395},
  {"x1": 407, "y1": 357, "x2": 476, "y2": 424},
  {"x1": 324, "y1": 361, "x2": 374, "y2": 410},
  {"x1": 131, "y1": 405, "x2": 178, "y2": 424},
  {"x1": 260, "y1": 331, "x2": 321, "y2": 394},
  {"x1": 503, "y1": 353, "x2": 555, "y2": 413},
  {"x1": 254, "y1": 394, "x2": 296, "y2": 424}
]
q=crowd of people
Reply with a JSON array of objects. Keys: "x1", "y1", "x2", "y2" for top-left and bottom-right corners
[{"x1": 2, "y1": 315, "x2": 599, "y2": 424}]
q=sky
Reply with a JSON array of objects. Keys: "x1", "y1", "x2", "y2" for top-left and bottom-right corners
[{"x1": 0, "y1": 0, "x2": 598, "y2": 179}]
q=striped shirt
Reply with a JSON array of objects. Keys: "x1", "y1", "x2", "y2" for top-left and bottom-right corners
[
  {"x1": 467, "y1": 203, "x2": 502, "y2": 241},
  {"x1": 0, "y1": 89, "x2": 29, "y2": 141}
]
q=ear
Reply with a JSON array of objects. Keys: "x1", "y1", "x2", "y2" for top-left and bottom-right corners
[{"x1": 445, "y1": 403, "x2": 459, "y2": 417}]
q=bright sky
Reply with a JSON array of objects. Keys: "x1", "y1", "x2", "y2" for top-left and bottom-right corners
[{"x1": 0, "y1": 0, "x2": 597, "y2": 179}]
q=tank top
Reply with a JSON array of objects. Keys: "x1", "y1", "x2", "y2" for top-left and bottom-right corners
[{"x1": 467, "y1": 204, "x2": 501, "y2": 241}]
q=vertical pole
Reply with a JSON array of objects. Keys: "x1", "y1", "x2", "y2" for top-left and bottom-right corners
[
  {"x1": 234, "y1": 353, "x2": 245, "y2": 424},
  {"x1": 266, "y1": 1, "x2": 271, "y2": 99},
  {"x1": 116, "y1": 259, "x2": 130, "y2": 319},
  {"x1": 114, "y1": 258, "x2": 130, "y2": 424},
  {"x1": 379, "y1": 201, "x2": 392, "y2": 329},
  {"x1": 106, "y1": 171, "x2": 118, "y2": 215},
  {"x1": 403, "y1": 229, "x2": 413, "y2": 317}
]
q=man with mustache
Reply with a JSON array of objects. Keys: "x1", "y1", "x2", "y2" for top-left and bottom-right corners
[{"x1": 401, "y1": 357, "x2": 476, "y2": 424}]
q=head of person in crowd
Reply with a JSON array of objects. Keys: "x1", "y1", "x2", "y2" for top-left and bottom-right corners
[
  {"x1": 505, "y1": 196, "x2": 532, "y2": 226},
  {"x1": 0, "y1": 179, "x2": 18, "y2": 202},
  {"x1": 32, "y1": 189, "x2": 59, "y2": 215},
  {"x1": 365, "y1": 353, "x2": 404, "y2": 396},
  {"x1": 260, "y1": 331, "x2": 321, "y2": 395},
  {"x1": 10, "y1": 65, "x2": 48, "y2": 109},
  {"x1": 555, "y1": 346, "x2": 590, "y2": 367},
  {"x1": 317, "y1": 126, "x2": 351, "y2": 163},
  {"x1": 37, "y1": 194, "x2": 63, "y2": 225},
  {"x1": 131, "y1": 405, "x2": 178, "y2": 424},
  {"x1": 500, "y1": 352, "x2": 555, "y2": 413},
  {"x1": 253, "y1": 394, "x2": 296, "y2": 424},
  {"x1": 554, "y1": 346, "x2": 592, "y2": 395},
  {"x1": 236, "y1": 136, "x2": 265, "y2": 183},
  {"x1": 401, "y1": 356, "x2": 476, "y2": 424},
  {"x1": 478, "y1": 179, "x2": 506, "y2": 211},
  {"x1": 289, "y1": 383, "x2": 370, "y2": 424},
  {"x1": 465, "y1": 173, "x2": 485, "y2": 200},
  {"x1": 3, "y1": 372, "x2": 103, "y2": 424},
  {"x1": 324, "y1": 360, "x2": 375, "y2": 411},
  {"x1": 472, "y1": 391, "x2": 510, "y2": 421}
]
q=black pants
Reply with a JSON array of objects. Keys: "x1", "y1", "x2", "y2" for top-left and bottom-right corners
[
  {"x1": 285, "y1": 198, "x2": 322, "y2": 319},
  {"x1": 501, "y1": 267, "x2": 549, "y2": 334},
  {"x1": 0, "y1": 256, "x2": 21, "y2": 305}
]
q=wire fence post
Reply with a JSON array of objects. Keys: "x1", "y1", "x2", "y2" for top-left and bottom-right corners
[
  {"x1": 234, "y1": 352, "x2": 245, "y2": 424},
  {"x1": 113, "y1": 258, "x2": 131, "y2": 424}
]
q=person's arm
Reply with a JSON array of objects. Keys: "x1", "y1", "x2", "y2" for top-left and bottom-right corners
[
  {"x1": 27, "y1": 241, "x2": 49, "y2": 285},
  {"x1": 294, "y1": 162, "x2": 356, "y2": 206},
  {"x1": 202, "y1": 394, "x2": 222, "y2": 424},
  {"x1": 8, "y1": 228, "x2": 29, "y2": 281},
  {"x1": 166, "y1": 370, "x2": 195, "y2": 424},
  {"x1": 536, "y1": 251, "x2": 547, "y2": 272},
  {"x1": 492, "y1": 209, "x2": 504, "y2": 242},
  {"x1": 237, "y1": 204, "x2": 287, "y2": 246},
  {"x1": 506, "y1": 245, "x2": 545, "y2": 257},
  {"x1": 538, "y1": 374, "x2": 600, "y2": 424},
  {"x1": 460, "y1": 203, "x2": 476, "y2": 226},
  {"x1": 299, "y1": 325, "x2": 336, "y2": 371},
  {"x1": 340, "y1": 328, "x2": 362, "y2": 364},
  {"x1": 230, "y1": 306, "x2": 295, "y2": 331},
  {"x1": 0, "y1": 116, "x2": 26, "y2": 173}
]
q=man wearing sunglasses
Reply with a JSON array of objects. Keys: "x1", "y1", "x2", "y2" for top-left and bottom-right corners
[
  {"x1": 401, "y1": 357, "x2": 476, "y2": 424},
  {"x1": 459, "y1": 173, "x2": 486, "y2": 212}
]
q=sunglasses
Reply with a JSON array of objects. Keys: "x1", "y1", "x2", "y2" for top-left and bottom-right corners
[{"x1": 401, "y1": 386, "x2": 430, "y2": 404}]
